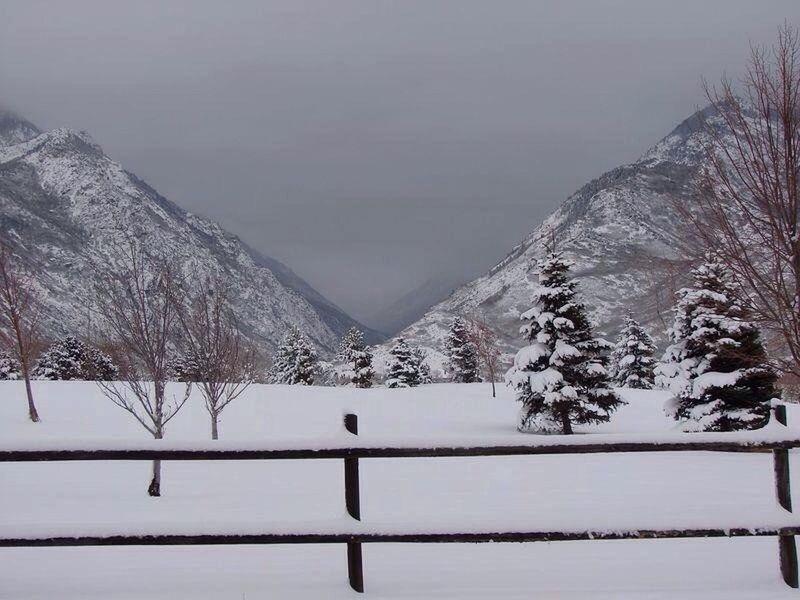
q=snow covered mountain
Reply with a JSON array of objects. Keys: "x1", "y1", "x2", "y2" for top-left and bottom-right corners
[
  {"x1": 0, "y1": 110, "x2": 380, "y2": 354},
  {"x1": 394, "y1": 107, "x2": 720, "y2": 373}
]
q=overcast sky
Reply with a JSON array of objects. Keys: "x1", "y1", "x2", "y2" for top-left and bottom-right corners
[{"x1": 1, "y1": 1, "x2": 798, "y2": 329}]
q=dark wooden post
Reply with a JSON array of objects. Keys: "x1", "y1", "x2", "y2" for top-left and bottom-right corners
[
  {"x1": 344, "y1": 413, "x2": 364, "y2": 593},
  {"x1": 774, "y1": 403, "x2": 798, "y2": 588}
]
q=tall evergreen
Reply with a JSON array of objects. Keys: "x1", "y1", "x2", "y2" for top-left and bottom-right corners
[
  {"x1": 507, "y1": 253, "x2": 623, "y2": 434},
  {"x1": 386, "y1": 337, "x2": 421, "y2": 388},
  {"x1": 445, "y1": 316, "x2": 480, "y2": 383},
  {"x1": 656, "y1": 256, "x2": 777, "y2": 431},
  {"x1": 610, "y1": 316, "x2": 657, "y2": 389},
  {"x1": 336, "y1": 327, "x2": 374, "y2": 388},
  {"x1": 32, "y1": 336, "x2": 117, "y2": 381},
  {"x1": 270, "y1": 326, "x2": 317, "y2": 385}
]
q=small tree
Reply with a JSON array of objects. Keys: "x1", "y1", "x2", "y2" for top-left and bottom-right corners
[
  {"x1": 386, "y1": 337, "x2": 421, "y2": 388},
  {"x1": 0, "y1": 351, "x2": 20, "y2": 380},
  {"x1": 168, "y1": 353, "x2": 202, "y2": 382},
  {"x1": 506, "y1": 253, "x2": 623, "y2": 434},
  {"x1": 413, "y1": 346, "x2": 433, "y2": 384},
  {"x1": 0, "y1": 243, "x2": 42, "y2": 422},
  {"x1": 656, "y1": 256, "x2": 778, "y2": 431},
  {"x1": 445, "y1": 316, "x2": 480, "y2": 383},
  {"x1": 610, "y1": 316, "x2": 657, "y2": 389},
  {"x1": 32, "y1": 336, "x2": 118, "y2": 381},
  {"x1": 271, "y1": 326, "x2": 317, "y2": 385},
  {"x1": 467, "y1": 315, "x2": 502, "y2": 397},
  {"x1": 336, "y1": 327, "x2": 374, "y2": 388},
  {"x1": 93, "y1": 238, "x2": 190, "y2": 496},
  {"x1": 176, "y1": 280, "x2": 255, "y2": 439}
]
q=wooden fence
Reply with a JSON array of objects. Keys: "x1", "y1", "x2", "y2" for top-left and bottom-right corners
[{"x1": 1, "y1": 407, "x2": 799, "y2": 594}]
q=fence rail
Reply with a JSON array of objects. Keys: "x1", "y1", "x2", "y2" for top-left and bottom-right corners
[{"x1": 2, "y1": 408, "x2": 799, "y2": 593}]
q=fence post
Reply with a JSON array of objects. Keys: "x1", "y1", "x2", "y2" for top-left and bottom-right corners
[
  {"x1": 774, "y1": 403, "x2": 798, "y2": 588},
  {"x1": 344, "y1": 413, "x2": 364, "y2": 593}
]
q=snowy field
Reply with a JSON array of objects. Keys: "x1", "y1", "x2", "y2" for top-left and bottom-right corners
[{"x1": 1, "y1": 381, "x2": 799, "y2": 599}]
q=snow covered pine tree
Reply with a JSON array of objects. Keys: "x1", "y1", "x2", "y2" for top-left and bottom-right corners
[
  {"x1": 271, "y1": 326, "x2": 317, "y2": 385},
  {"x1": 656, "y1": 256, "x2": 778, "y2": 432},
  {"x1": 386, "y1": 337, "x2": 422, "y2": 388},
  {"x1": 336, "y1": 327, "x2": 374, "y2": 388},
  {"x1": 507, "y1": 253, "x2": 623, "y2": 434},
  {"x1": 412, "y1": 346, "x2": 433, "y2": 384},
  {"x1": 610, "y1": 315, "x2": 657, "y2": 389},
  {"x1": 32, "y1": 336, "x2": 118, "y2": 381},
  {"x1": 445, "y1": 316, "x2": 480, "y2": 383},
  {"x1": 0, "y1": 351, "x2": 20, "y2": 380}
]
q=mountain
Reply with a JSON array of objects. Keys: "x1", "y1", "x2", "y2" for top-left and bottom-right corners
[
  {"x1": 393, "y1": 107, "x2": 720, "y2": 375},
  {"x1": 365, "y1": 273, "x2": 465, "y2": 335},
  {"x1": 0, "y1": 111, "x2": 381, "y2": 354},
  {"x1": 0, "y1": 111, "x2": 40, "y2": 147}
]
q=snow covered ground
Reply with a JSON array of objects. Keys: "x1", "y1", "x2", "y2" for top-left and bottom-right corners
[{"x1": 0, "y1": 381, "x2": 798, "y2": 599}]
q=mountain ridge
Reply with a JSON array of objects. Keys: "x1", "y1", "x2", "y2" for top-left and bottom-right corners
[
  {"x1": 390, "y1": 106, "x2": 718, "y2": 374},
  {"x1": 0, "y1": 115, "x2": 382, "y2": 354}
]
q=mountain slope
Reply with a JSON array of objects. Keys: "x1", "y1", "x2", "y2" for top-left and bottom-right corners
[
  {"x1": 0, "y1": 113, "x2": 380, "y2": 354},
  {"x1": 395, "y1": 108, "x2": 719, "y2": 374}
]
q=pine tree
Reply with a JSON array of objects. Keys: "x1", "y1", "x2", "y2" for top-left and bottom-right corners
[
  {"x1": 506, "y1": 253, "x2": 623, "y2": 434},
  {"x1": 610, "y1": 316, "x2": 657, "y2": 389},
  {"x1": 386, "y1": 337, "x2": 421, "y2": 388},
  {"x1": 168, "y1": 353, "x2": 203, "y2": 382},
  {"x1": 412, "y1": 346, "x2": 433, "y2": 384},
  {"x1": 656, "y1": 256, "x2": 777, "y2": 432},
  {"x1": 32, "y1": 336, "x2": 117, "y2": 381},
  {"x1": 445, "y1": 316, "x2": 480, "y2": 383},
  {"x1": 0, "y1": 351, "x2": 20, "y2": 380},
  {"x1": 336, "y1": 327, "x2": 374, "y2": 388},
  {"x1": 270, "y1": 326, "x2": 317, "y2": 385}
]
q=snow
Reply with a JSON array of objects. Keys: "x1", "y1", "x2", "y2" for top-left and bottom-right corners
[{"x1": 1, "y1": 380, "x2": 799, "y2": 599}]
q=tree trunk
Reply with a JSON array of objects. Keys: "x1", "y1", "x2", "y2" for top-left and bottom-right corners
[
  {"x1": 22, "y1": 366, "x2": 39, "y2": 423},
  {"x1": 490, "y1": 378, "x2": 496, "y2": 398},
  {"x1": 148, "y1": 430, "x2": 163, "y2": 497},
  {"x1": 560, "y1": 411, "x2": 573, "y2": 435},
  {"x1": 211, "y1": 413, "x2": 219, "y2": 440}
]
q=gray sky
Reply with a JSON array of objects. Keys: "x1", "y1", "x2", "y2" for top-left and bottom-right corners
[{"x1": 1, "y1": 1, "x2": 798, "y2": 329}]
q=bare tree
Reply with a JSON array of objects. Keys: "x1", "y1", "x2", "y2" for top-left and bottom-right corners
[
  {"x1": 0, "y1": 243, "x2": 42, "y2": 422},
  {"x1": 467, "y1": 315, "x2": 501, "y2": 397},
  {"x1": 176, "y1": 278, "x2": 254, "y2": 440},
  {"x1": 93, "y1": 238, "x2": 189, "y2": 496},
  {"x1": 678, "y1": 23, "x2": 800, "y2": 376}
]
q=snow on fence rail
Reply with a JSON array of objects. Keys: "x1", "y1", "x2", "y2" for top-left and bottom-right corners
[{"x1": 1, "y1": 407, "x2": 799, "y2": 593}]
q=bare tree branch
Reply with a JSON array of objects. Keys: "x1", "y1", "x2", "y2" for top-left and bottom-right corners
[
  {"x1": 92, "y1": 234, "x2": 190, "y2": 495},
  {"x1": 466, "y1": 314, "x2": 501, "y2": 398},
  {"x1": 0, "y1": 242, "x2": 42, "y2": 422},
  {"x1": 674, "y1": 23, "x2": 800, "y2": 377},
  {"x1": 174, "y1": 276, "x2": 254, "y2": 439}
]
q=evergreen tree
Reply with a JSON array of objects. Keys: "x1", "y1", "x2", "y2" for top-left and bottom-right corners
[
  {"x1": 0, "y1": 351, "x2": 20, "y2": 380},
  {"x1": 610, "y1": 315, "x2": 657, "y2": 389},
  {"x1": 412, "y1": 346, "x2": 433, "y2": 384},
  {"x1": 506, "y1": 253, "x2": 623, "y2": 434},
  {"x1": 32, "y1": 336, "x2": 117, "y2": 381},
  {"x1": 336, "y1": 327, "x2": 374, "y2": 388},
  {"x1": 386, "y1": 337, "x2": 421, "y2": 388},
  {"x1": 168, "y1": 353, "x2": 203, "y2": 383},
  {"x1": 270, "y1": 326, "x2": 317, "y2": 385},
  {"x1": 656, "y1": 256, "x2": 777, "y2": 432},
  {"x1": 445, "y1": 316, "x2": 480, "y2": 383}
]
